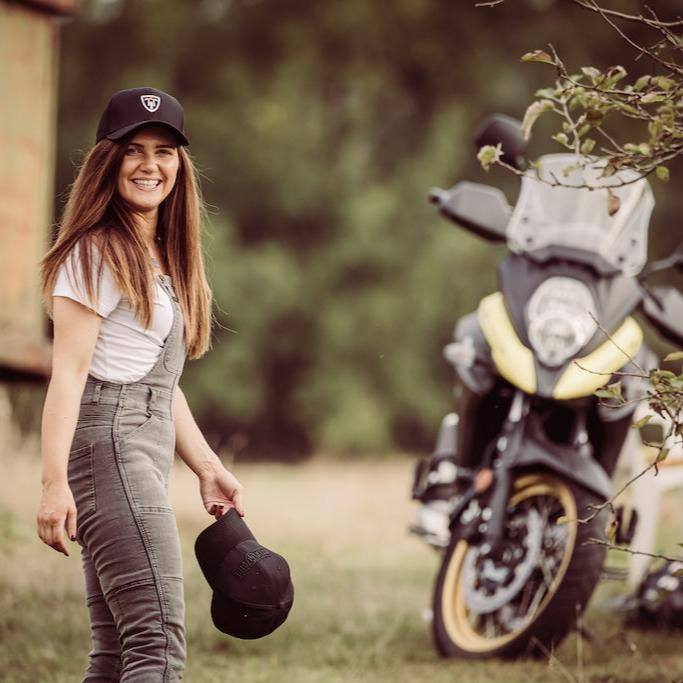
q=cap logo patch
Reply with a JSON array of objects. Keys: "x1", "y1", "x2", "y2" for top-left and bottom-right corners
[
  {"x1": 140, "y1": 94, "x2": 161, "y2": 113},
  {"x1": 233, "y1": 548, "x2": 272, "y2": 578}
]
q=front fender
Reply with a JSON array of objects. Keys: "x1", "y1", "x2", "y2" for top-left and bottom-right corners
[{"x1": 509, "y1": 428, "x2": 611, "y2": 501}]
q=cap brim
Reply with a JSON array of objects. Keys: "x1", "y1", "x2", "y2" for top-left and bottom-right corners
[
  {"x1": 210, "y1": 589, "x2": 293, "y2": 640},
  {"x1": 105, "y1": 120, "x2": 189, "y2": 146}
]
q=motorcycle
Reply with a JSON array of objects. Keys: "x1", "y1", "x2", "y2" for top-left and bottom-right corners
[{"x1": 410, "y1": 115, "x2": 683, "y2": 658}]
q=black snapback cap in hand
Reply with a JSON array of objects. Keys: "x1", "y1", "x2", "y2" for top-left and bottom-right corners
[
  {"x1": 96, "y1": 87, "x2": 189, "y2": 146},
  {"x1": 195, "y1": 509, "x2": 294, "y2": 639}
]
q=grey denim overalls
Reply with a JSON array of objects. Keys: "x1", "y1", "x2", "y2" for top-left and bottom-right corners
[{"x1": 68, "y1": 274, "x2": 187, "y2": 682}]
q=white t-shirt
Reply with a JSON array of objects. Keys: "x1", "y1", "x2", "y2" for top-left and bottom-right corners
[{"x1": 53, "y1": 244, "x2": 174, "y2": 382}]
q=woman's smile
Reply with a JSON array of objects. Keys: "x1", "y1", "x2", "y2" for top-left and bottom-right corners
[{"x1": 130, "y1": 178, "x2": 162, "y2": 191}]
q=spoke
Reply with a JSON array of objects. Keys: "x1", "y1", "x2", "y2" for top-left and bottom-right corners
[
  {"x1": 526, "y1": 574, "x2": 549, "y2": 618},
  {"x1": 515, "y1": 580, "x2": 534, "y2": 623},
  {"x1": 539, "y1": 554, "x2": 555, "y2": 588},
  {"x1": 467, "y1": 608, "x2": 481, "y2": 632},
  {"x1": 485, "y1": 613, "x2": 496, "y2": 639}
]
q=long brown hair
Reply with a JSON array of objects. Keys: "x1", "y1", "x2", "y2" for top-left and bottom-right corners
[{"x1": 41, "y1": 134, "x2": 212, "y2": 359}]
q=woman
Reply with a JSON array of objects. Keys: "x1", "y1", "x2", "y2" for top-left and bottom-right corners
[{"x1": 36, "y1": 87, "x2": 243, "y2": 681}]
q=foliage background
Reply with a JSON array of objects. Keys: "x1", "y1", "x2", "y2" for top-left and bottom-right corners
[{"x1": 51, "y1": 0, "x2": 681, "y2": 460}]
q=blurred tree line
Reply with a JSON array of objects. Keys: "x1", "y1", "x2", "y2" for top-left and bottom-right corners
[{"x1": 53, "y1": 0, "x2": 680, "y2": 459}]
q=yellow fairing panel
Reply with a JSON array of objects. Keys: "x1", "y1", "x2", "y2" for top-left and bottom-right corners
[
  {"x1": 553, "y1": 317, "x2": 643, "y2": 400},
  {"x1": 478, "y1": 292, "x2": 536, "y2": 394}
]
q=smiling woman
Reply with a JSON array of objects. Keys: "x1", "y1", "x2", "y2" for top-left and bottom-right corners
[{"x1": 36, "y1": 88, "x2": 244, "y2": 682}]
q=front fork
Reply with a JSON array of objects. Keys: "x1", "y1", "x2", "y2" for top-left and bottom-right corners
[
  {"x1": 468, "y1": 390, "x2": 527, "y2": 557},
  {"x1": 457, "y1": 389, "x2": 594, "y2": 558}
]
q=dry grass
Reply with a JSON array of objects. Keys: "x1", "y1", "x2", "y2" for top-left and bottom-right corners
[{"x1": 2, "y1": 445, "x2": 683, "y2": 682}]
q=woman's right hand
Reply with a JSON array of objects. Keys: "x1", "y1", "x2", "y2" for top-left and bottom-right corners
[{"x1": 37, "y1": 480, "x2": 78, "y2": 556}]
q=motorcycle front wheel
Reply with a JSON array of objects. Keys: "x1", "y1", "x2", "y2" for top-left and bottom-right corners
[{"x1": 432, "y1": 472, "x2": 607, "y2": 659}]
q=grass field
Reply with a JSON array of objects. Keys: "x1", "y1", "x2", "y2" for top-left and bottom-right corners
[{"x1": 2, "y1": 445, "x2": 683, "y2": 683}]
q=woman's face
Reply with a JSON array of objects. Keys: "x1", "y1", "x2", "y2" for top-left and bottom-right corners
[{"x1": 116, "y1": 126, "x2": 180, "y2": 216}]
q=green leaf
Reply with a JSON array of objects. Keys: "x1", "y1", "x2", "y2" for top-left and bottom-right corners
[
  {"x1": 552, "y1": 132, "x2": 569, "y2": 147},
  {"x1": 664, "y1": 351, "x2": 683, "y2": 361},
  {"x1": 521, "y1": 50, "x2": 555, "y2": 65},
  {"x1": 653, "y1": 76, "x2": 676, "y2": 91},
  {"x1": 632, "y1": 414, "x2": 653, "y2": 430},
  {"x1": 656, "y1": 447, "x2": 671, "y2": 463},
  {"x1": 477, "y1": 144, "x2": 503, "y2": 172},
  {"x1": 584, "y1": 109, "x2": 605, "y2": 126},
  {"x1": 634, "y1": 75, "x2": 651, "y2": 92},
  {"x1": 521, "y1": 100, "x2": 554, "y2": 140},
  {"x1": 605, "y1": 65, "x2": 627, "y2": 87},
  {"x1": 580, "y1": 138, "x2": 596, "y2": 154},
  {"x1": 581, "y1": 66, "x2": 602, "y2": 84},
  {"x1": 656, "y1": 166, "x2": 670, "y2": 182},
  {"x1": 595, "y1": 381, "x2": 622, "y2": 400},
  {"x1": 535, "y1": 88, "x2": 557, "y2": 99},
  {"x1": 605, "y1": 515, "x2": 618, "y2": 542},
  {"x1": 607, "y1": 189, "x2": 621, "y2": 216},
  {"x1": 618, "y1": 104, "x2": 641, "y2": 116},
  {"x1": 600, "y1": 163, "x2": 616, "y2": 178},
  {"x1": 641, "y1": 92, "x2": 666, "y2": 104}
]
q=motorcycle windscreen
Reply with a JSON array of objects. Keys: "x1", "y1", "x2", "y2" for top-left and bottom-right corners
[{"x1": 506, "y1": 154, "x2": 654, "y2": 277}]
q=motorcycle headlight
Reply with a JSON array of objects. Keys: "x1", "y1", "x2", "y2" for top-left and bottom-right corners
[{"x1": 527, "y1": 277, "x2": 598, "y2": 367}]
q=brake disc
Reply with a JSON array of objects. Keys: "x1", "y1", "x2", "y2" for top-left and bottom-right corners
[{"x1": 461, "y1": 507, "x2": 544, "y2": 614}]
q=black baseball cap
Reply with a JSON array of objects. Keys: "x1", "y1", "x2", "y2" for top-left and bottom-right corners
[
  {"x1": 195, "y1": 509, "x2": 294, "y2": 639},
  {"x1": 96, "y1": 87, "x2": 189, "y2": 146}
]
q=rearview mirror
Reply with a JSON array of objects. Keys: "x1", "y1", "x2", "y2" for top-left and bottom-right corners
[
  {"x1": 474, "y1": 114, "x2": 527, "y2": 170},
  {"x1": 642, "y1": 286, "x2": 683, "y2": 347},
  {"x1": 640, "y1": 241, "x2": 683, "y2": 280},
  {"x1": 429, "y1": 181, "x2": 511, "y2": 242},
  {"x1": 675, "y1": 242, "x2": 683, "y2": 272}
]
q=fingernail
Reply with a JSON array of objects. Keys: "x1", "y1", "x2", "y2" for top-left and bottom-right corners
[{"x1": 70, "y1": 535, "x2": 76, "y2": 541}]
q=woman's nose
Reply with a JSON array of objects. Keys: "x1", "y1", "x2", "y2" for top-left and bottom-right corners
[{"x1": 139, "y1": 153, "x2": 157, "y2": 171}]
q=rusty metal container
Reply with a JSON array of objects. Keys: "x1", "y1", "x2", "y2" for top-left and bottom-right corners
[{"x1": 0, "y1": 0, "x2": 77, "y2": 379}]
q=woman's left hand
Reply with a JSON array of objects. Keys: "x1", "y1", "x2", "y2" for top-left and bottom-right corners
[{"x1": 199, "y1": 464, "x2": 245, "y2": 519}]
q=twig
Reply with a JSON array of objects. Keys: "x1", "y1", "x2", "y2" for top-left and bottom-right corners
[
  {"x1": 578, "y1": 460, "x2": 658, "y2": 524},
  {"x1": 587, "y1": 0, "x2": 682, "y2": 74},
  {"x1": 588, "y1": 312, "x2": 645, "y2": 374},
  {"x1": 575, "y1": 603, "x2": 585, "y2": 683},
  {"x1": 585, "y1": 537, "x2": 683, "y2": 564},
  {"x1": 530, "y1": 637, "x2": 579, "y2": 683},
  {"x1": 570, "y1": 0, "x2": 683, "y2": 29},
  {"x1": 572, "y1": 361, "x2": 648, "y2": 381}
]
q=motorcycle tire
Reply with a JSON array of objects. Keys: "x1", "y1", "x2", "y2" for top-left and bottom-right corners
[{"x1": 432, "y1": 471, "x2": 607, "y2": 659}]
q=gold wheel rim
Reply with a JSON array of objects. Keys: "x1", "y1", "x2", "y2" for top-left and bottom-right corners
[{"x1": 440, "y1": 474, "x2": 578, "y2": 653}]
